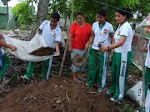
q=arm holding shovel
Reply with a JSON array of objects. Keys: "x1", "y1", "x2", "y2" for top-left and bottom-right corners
[
  {"x1": 85, "y1": 32, "x2": 95, "y2": 49},
  {"x1": 99, "y1": 36, "x2": 126, "y2": 53}
]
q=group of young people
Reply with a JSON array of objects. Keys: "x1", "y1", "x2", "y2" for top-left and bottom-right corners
[
  {"x1": 68, "y1": 8, "x2": 150, "y2": 103},
  {"x1": 0, "y1": 8, "x2": 149, "y2": 105}
]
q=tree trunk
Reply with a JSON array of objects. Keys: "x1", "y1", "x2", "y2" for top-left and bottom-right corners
[{"x1": 30, "y1": 0, "x2": 49, "y2": 39}]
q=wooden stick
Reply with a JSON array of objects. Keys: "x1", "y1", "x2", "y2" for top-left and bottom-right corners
[
  {"x1": 58, "y1": 0, "x2": 74, "y2": 77},
  {"x1": 141, "y1": 34, "x2": 145, "y2": 108},
  {"x1": 66, "y1": 92, "x2": 70, "y2": 101}
]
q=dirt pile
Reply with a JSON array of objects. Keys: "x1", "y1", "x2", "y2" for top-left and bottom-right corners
[
  {"x1": 0, "y1": 77, "x2": 117, "y2": 112},
  {"x1": 30, "y1": 47, "x2": 54, "y2": 56}
]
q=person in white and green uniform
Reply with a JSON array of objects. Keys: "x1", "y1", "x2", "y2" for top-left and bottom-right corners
[
  {"x1": 21, "y1": 12, "x2": 61, "y2": 80},
  {"x1": 145, "y1": 41, "x2": 150, "y2": 112},
  {"x1": 86, "y1": 9, "x2": 114, "y2": 92},
  {"x1": 145, "y1": 41, "x2": 150, "y2": 96},
  {"x1": 100, "y1": 8, "x2": 133, "y2": 102},
  {"x1": 0, "y1": 34, "x2": 17, "y2": 81}
]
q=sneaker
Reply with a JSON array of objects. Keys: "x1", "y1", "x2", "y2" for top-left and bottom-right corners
[
  {"x1": 85, "y1": 83, "x2": 90, "y2": 87},
  {"x1": 106, "y1": 90, "x2": 111, "y2": 95},
  {"x1": 110, "y1": 97, "x2": 118, "y2": 102},
  {"x1": 73, "y1": 78, "x2": 82, "y2": 84},
  {"x1": 89, "y1": 89, "x2": 97, "y2": 94},
  {"x1": 20, "y1": 76, "x2": 30, "y2": 80},
  {"x1": 118, "y1": 95, "x2": 123, "y2": 101},
  {"x1": 98, "y1": 88, "x2": 103, "y2": 93},
  {"x1": 78, "y1": 77, "x2": 87, "y2": 82}
]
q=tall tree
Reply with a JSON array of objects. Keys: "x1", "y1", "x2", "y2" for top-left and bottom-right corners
[
  {"x1": 30, "y1": 0, "x2": 49, "y2": 38},
  {"x1": 35, "y1": 0, "x2": 49, "y2": 28}
]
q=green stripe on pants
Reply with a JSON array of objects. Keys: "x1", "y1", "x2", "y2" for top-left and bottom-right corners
[
  {"x1": 87, "y1": 48, "x2": 108, "y2": 88},
  {"x1": 0, "y1": 53, "x2": 10, "y2": 81},
  {"x1": 108, "y1": 51, "x2": 132, "y2": 99},
  {"x1": 24, "y1": 59, "x2": 50, "y2": 79}
]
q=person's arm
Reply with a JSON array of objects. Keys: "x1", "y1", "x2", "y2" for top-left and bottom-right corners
[
  {"x1": 109, "y1": 33, "x2": 115, "y2": 55},
  {"x1": 85, "y1": 31, "x2": 95, "y2": 49},
  {"x1": 0, "y1": 34, "x2": 17, "y2": 51},
  {"x1": 100, "y1": 36, "x2": 126, "y2": 52},
  {"x1": 89, "y1": 32, "x2": 95, "y2": 44},
  {"x1": 37, "y1": 20, "x2": 49, "y2": 34},
  {"x1": 110, "y1": 33, "x2": 115, "y2": 44}
]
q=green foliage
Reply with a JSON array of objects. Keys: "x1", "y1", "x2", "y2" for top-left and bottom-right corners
[
  {"x1": 73, "y1": 0, "x2": 140, "y2": 25},
  {"x1": 132, "y1": 0, "x2": 150, "y2": 21},
  {"x1": 47, "y1": 0, "x2": 150, "y2": 28},
  {"x1": 12, "y1": 2, "x2": 35, "y2": 25},
  {"x1": 49, "y1": 0, "x2": 71, "y2": 19}
]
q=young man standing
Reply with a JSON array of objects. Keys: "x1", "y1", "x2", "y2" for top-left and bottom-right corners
[{"x1": 22, "y1": 12, "x2": 61, "y2": 80}]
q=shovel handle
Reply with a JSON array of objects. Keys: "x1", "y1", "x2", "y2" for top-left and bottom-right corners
[{"x1": 80, "y1": 48, "x2": 88, "y2": 59}]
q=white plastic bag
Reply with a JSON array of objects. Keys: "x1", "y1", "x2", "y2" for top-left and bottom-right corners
[
  {"x1": 127, "y1": 81, "x2": 142, "y2": 107},
  {"x1": 145, "y1": 88, "x2": 150, "y2": 112},
  {"x1": 4, "y1": 33, "x2": 57, "y2": 62}
]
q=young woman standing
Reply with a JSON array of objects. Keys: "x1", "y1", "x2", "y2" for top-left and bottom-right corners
[
  {"x1": 86, "y1": 9, "x2": 114, "y2": 92},
  {"x1": 69, "y1": 12, "x2": 92, "y2": 83},
  {"x1": 100, "y1": 8, "x2": 133, "y2": 102}
]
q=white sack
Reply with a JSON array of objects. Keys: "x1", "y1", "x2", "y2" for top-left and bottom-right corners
[
  {"x1": 145, "y1": 89, "x2": 150, "y2": 112},
  {"x1": 126, "y1": 81, "x2": 142, "y2": 107},
  {"x1": 4, "y1": 33, "x2": 57, "y2": 62}
]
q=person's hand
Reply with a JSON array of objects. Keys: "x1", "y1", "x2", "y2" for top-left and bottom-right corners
[
  {"x1": 10, "y1": 46, "x2": 17, "y2": 51},
  {"x1": 85, "y1": 42, "x2": 90, "y2": 49},
  {"x1": 99, "y1": 46, "x2": 108, "y2": 53},
  {"x1": 9, "y1": 45, "x2": 17, "y2": 51},
  {"x1": 36, "y1": 29, "x2": 42, "y2": 34}
]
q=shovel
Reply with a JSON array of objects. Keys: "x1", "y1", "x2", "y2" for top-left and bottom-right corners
[
  {"x1": 72, "y1": 48, "x2": 88, "y2": 67},
  {"x1": 72, "y1": 41, "x2": 104, "y2": 67}
]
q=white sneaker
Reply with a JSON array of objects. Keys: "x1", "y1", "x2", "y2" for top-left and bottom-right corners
[
  {"x1": 118, "y1": 95, "x2": 123, "y2": 101},
  {"x1": 20, "y1": 76, "x2": 30, "y2": 80},
  {"x1": 110, "y1": 97, "x2": 117, "y2": 102},
  {"x1": 106, "y1": 91, "x2": 111, "y2": 95},
  {"x1": 98, "y1": 88, "x2": 103, "y2": 92}
]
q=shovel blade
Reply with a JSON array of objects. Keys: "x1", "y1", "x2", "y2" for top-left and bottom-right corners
[{"x1": 72, "y1": 54, "x2": 87, "y2": 67}]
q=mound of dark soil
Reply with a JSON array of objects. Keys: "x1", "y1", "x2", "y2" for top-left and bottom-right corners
[
  {"x1": 30, "y1": 47, "x2": 54, "y2": 56},
  {"x1": 0, "y1": 77, "x2": 117, "y2": 112}
]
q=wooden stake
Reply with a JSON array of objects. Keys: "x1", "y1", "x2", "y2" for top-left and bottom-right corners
[{"x1": 58, "y1": 0, "x2": 74, "y2": 77}]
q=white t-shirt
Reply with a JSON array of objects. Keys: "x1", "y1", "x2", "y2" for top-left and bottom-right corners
[
  {"x1": 114, "y1": 21, "x2": 133, "y2": 52},
  {"x1": 145, "y1": 41, "x2": 150, "y2": 68},
  {"x1": 39, "y1": 20, "x2": 61, "y2": 48},
  {"x1": 92, "y1": 21, "x2": 114, "y2": 50}
]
